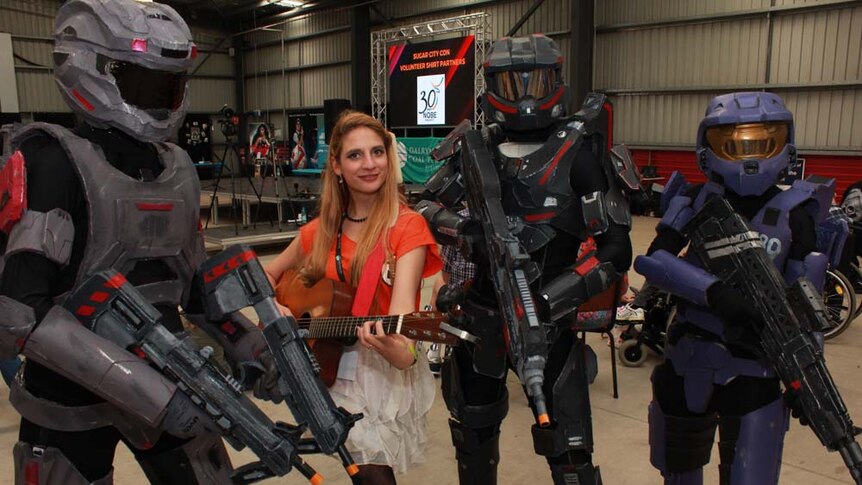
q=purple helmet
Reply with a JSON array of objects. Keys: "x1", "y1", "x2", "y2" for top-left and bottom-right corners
[
  {"x1": 481, "y1": 34, "x2": 569, "y2": 132},
  {"x1": 696, "y1": 92, "x2": 795, "y2": 196},
  {"x1": 53, "y1": 0, "x2": 196, "y2": 142}
]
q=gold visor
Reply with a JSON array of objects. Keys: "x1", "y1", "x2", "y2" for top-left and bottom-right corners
[{"x1": 705, "y1": 122, "x2": 788, "y2": 161}]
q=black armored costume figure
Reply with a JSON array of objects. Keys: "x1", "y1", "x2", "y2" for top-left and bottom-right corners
[
  {"x1": 0, "y1": 0, "x2": 289, "y2": 483},
  {"x1": 418, "y1": 34, "x2": 635, "y2": 485}
]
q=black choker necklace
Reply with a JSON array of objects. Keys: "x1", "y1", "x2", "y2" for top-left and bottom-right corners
[{"x1": 343, "y1": 212, "x2": 368, "y2": 223}]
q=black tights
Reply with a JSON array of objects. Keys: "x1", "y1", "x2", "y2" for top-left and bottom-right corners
[{"x1": 352, "y1": 464, "x2": 397, "y2": 485}]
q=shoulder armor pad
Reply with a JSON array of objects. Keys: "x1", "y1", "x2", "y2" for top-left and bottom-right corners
[
  {"x1": 797, "y1": 175, "x2": 836, "y2": 224},
  {"x1": 608, "y1": 144, "x2": 642, "y2": 193},
  {"x1": 11, "y1": 122, "x2": 77, "y2": 151},
  {"x1": 573, "y1": 92, "x2": 606, "y2": 124},
  {"x1": 660, "y1": 171, "x2": 692, "y2": 216},
  {"x1": 6, "y1": 208, "x2": 75, "y2": 266},
  {"x1": 0, "y1": 150, "x2": 27, "y2": 233},
  {"x1": 431, "y1": 119, "x2": 472, "y2": 161}
]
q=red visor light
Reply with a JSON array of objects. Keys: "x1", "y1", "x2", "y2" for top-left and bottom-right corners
[{"x1": 131, "y1": 38, "x2": 148, "y2": 53}]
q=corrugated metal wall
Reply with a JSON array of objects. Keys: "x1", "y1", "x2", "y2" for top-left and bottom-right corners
[
  {"x1": 1, "y1": 0, "x2": 234, "y2": 115},
  {"x1": 595, "y1": 0, "x2": 862, "y2": 154},
  {"x1": 241, "y1": 10, "x2": 351, "y2": 112}
]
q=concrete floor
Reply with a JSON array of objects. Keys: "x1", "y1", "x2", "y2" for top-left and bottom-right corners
[{"x1": 1, "y1": 215, "x2": 861, "y2": 484}]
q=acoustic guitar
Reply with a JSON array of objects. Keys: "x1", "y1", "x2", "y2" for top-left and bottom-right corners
[{"x1": 274, "y1": 269, "x2": 458, "y2": 386}]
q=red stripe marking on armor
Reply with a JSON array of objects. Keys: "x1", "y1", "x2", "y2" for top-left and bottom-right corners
[
  {"x1": 75, "y1": 305, "x2": 95, "y2": 317},
  {"x1": 487, "y1": 95, "x2": 517, "y2": 114},
  {"x1": 790, "y1": 380, "x2": 802, "y2": 390},
  {"x1": 90, "y1": 291, "x2": 110, "y2": 303},
  {"x1": 221, "y1": 321, "x2": 236, "y2": 335},
  {"x1": 538, "y1": 139, "x2": 573, "y2": 186},
  {"x1": 71, "y1": 89, "x2": 94, "y2": 111},
  {"x1": 104, "y1": 273, "x2": 127, "y2": 289},
  {"x1": 514, "y1": 299, "x2": 524, "y2": 320},
  {"x1": 203, "y1": 250, "x2": 258, "y2": 283},
  {"x1": 539, "y1": 87, "x2": 565, "y2": 111},
  {"x1": 523, "y1": 212, "x2": 556, "y2": 222},
  {"x1": 136, "y1": 202, "x2": 174, "y2": 211},
  {"x1": 603, "y1": 101, "x2": 613, "y2": 149},
  {"x1": 132, "y1": 347, "x2": 147, "y2": 359},
  {"x1": 25, "y1": 461, "x2": 39, "y2": 485},
  {"x1": 575, "y1": 255, "x2": 600, "y2": 276}
]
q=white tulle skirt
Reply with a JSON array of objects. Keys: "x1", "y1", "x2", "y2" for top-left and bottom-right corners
[{"x1": 329, "y1": 344, "x2": 436, "y2": 474}]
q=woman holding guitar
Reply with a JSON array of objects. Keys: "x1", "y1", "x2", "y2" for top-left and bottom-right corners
[{"x1": 265, "y1": 111, "x2": 442, "y2": 484}]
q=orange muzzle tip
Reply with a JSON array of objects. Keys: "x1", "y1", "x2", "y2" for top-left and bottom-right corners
[
  {"x1": 538, "y1": 413, "x2": 551, "y2": 427},
  {"x1": 309, "y1": 473, "x2": 324, "y2": 485},
  {"x1": 346, "y1": 464, "x2": 360, "y2": 476}
]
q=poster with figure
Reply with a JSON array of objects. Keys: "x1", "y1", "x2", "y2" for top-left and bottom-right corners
[
  {"x1": 288, "y1": 115, "x2": 326, "y2": 171},
  {"x1": 249, "y1": 122, "x2": 272, "y2": 160}
]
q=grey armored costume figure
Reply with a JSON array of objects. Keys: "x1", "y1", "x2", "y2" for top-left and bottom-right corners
[
  {"x1": 0, "y1": 1, "x2": 282, "y2": 483},
  {"x1": 417, "y1": 34, "x2": 636, "y2": 485}
]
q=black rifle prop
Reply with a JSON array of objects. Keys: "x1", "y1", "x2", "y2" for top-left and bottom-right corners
[
  {"x1": 198, "y1": 245, "x2": 362, "y2": 479},
  {"x1": 684, "y1": 196, "x2": 862, "y2": 484},
  {"x1": 458, "y1": 129, "x2": 551, "y2": 426},
  {"x1": 64, "y1": 270, "x2": 318, "y2": 485}
]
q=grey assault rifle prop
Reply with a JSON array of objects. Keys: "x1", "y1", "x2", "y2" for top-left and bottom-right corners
[
  {"x1": 684, "y1": 196, "x2": 862, "y2": 484},
  {"x1": 64, "y1": 270, "x2": 319, "y2": 485},
  {"x1": 458, "y1": 129, "x2": 551, "y2": 426},
  {"x1": 197, "y1": 244, "x2": 362, "y2": 479}
]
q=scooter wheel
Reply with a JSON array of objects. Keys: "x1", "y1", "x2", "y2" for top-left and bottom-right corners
[{"x1": 619, "y1": 339, "x2": 648, "y2": 367}]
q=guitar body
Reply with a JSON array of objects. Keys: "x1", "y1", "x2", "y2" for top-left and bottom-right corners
[
  {"x1": 274, "y1": 270, "x2": 456, "y2": 387},
  {"x1": 275, "y1": 270, "x2": 355, "y2": 387}
]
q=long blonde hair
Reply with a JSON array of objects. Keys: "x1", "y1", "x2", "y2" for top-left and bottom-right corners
[{"x1": 300, "y1": 111, "x2": 405, "y2": 287}]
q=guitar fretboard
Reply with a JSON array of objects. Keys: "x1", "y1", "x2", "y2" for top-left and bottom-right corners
[{"x1": 297, "y1": 315, "x2": 402, "y2": 339}]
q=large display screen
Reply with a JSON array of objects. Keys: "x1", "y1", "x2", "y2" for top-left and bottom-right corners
[{"x1": 387, "y1": 35, "x2": 475, "y2": 127}]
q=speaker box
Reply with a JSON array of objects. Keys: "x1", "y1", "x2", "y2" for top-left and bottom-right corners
[{"x1": 323, "y1": 98, "x2": 352, "y2": 144}]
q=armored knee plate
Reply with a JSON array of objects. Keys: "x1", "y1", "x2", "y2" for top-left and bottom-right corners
[
  {"x1": 718, "y1": 397, "x2": 787, "y2": 485},
  {"x1": 449, "y1": 419, "x2": 501, "y2": 485},
  {"x1": 13, "y1": 442, "x2": 113, "y2": 485},
  {"x1": 549, "y1": 461, "x2": 603, "y2": 485},
  {"x1": 137, "y1": 432, "x2": 233, "y2": 485},
  {"x1": 532, "y1": 340, "x2": 597, "y2": 457}
]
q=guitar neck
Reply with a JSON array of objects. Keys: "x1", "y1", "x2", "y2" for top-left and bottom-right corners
[{"x1": 298, "y1": 314, "x2": 404, "y2": 339}]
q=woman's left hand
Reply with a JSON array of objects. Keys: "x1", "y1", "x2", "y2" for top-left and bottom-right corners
[{"x1": 357, "y1": 319, "x2": 416, "y2": 369}]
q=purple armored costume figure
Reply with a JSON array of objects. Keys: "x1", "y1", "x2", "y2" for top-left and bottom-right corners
[
  {"x1": 0, "y1": 0, "x2": 285, "y2": 483},
  {"x1": 635, "y1": 91, "x2": 834, "y2": 484}
]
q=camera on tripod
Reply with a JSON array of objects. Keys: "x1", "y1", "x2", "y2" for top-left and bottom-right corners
[{"x1": 217, "y1": 105, "x2": 240, "y2": 139}]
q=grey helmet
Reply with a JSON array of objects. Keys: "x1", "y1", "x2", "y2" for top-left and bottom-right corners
[{"x1": 53, "y1": 0, "x2": 197, "y2": 142}]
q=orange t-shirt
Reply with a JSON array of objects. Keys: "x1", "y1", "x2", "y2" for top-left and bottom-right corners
[{"x1": 299, "y1": 206, "x2": 442, "y2": 314}]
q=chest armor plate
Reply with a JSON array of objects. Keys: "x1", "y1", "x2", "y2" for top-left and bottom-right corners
[
  {"x1": 499, "y1": 122, "x2": 587, "y2": 247},
  {"x1": 23, "y1": 124, "x2": 205, "y2": 307}
]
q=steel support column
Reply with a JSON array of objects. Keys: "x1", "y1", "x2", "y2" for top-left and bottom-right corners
[
  {"x1": 569, "y1": 0, "x2": 594, "y2": 111},
  {"x1": 351, "y1": 4, "x2": 372, "y2": 114}
]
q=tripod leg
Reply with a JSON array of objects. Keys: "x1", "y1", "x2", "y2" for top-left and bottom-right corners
[{"x1": 204, "y1": 144, "x2": 232, "y2": 230}]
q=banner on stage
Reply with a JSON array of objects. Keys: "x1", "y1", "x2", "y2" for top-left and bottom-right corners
[{"x1": 398, "y1": 137, "x2": 444, "y2": 183}]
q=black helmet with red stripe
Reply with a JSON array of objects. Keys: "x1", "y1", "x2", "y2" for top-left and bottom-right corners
[{"x1": 481, "y1": 34, "x2": 568, "y2": 132}]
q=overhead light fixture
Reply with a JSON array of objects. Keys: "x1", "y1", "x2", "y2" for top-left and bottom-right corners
[{"x1": 276, "y1": 0, "x2": 304, "y2": 7}]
